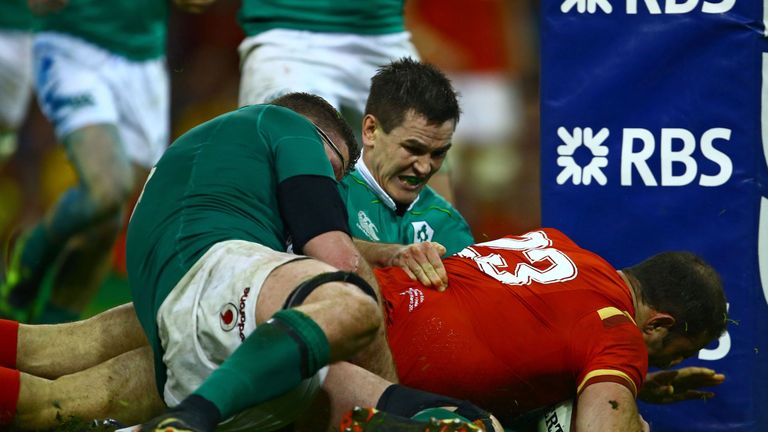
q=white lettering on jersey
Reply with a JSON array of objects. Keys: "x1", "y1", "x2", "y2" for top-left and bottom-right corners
[{"x1": 457, "y1": 231, "x2": 578, "y2": 285}]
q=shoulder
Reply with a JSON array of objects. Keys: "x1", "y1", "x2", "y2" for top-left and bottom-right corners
[
  {"x1": 413, "y1": 186, "x2": 463, "y2": 215},
  {"x1": 339, "y1": 171, "x2": 376, "y2": 196}
]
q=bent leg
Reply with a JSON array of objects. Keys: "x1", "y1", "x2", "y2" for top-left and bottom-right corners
[
  {"x1": 17, "y1": 302, "x2": 146, "y2": 378},
  {"x1": 192, "y1": 258, "x2": 382, "y2": 422},
  {"x1": 256, "y1": 259, "x2": 398, "y2": 382}
]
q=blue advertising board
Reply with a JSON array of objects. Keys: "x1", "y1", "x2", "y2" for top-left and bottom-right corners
[{"x1": 541, "y1": 0, "x2": 767, "y2": 430}]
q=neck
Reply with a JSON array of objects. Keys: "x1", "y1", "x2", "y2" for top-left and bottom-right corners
[{"x1": 618, "y1": 270, "x2": 649, "y2": 325}]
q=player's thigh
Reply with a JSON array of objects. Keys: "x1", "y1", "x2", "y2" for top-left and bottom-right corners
[{"x1": 253, "y1": 257, "x2": 340, "y2": 322}]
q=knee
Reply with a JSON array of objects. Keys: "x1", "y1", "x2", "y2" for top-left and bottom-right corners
[
  {"x1": 333, "y1": 284, "x2": 382, "y2": 345},
  {"x1": 345, "y1": 288, "x2": 382, "y2": 337}
]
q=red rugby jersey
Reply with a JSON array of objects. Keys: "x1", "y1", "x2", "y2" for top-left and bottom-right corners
[{"x1": 376, "y1": 228, "x2": 648, "y2": 421}]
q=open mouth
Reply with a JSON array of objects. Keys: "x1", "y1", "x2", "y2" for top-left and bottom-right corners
[{"x1": 399, "y1": 176, "x2": 424, "y2": 187}]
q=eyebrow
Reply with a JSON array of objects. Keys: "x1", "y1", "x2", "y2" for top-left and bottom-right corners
[{"x1": 402, "y1": 139, "x2": 453, "y2": 153}]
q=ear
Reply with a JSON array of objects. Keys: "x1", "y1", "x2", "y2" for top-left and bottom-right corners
[
  {"x1": 643, "y1": 312, "x2": 676, "y2": 337},
  {"x1": 361, "y1": 114, "x2": 378, "y2": 149}
]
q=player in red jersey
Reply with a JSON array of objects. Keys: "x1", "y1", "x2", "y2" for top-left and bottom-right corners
[
  {"x1": 0, "y1": 229, "x2": 726, "y2": 432},
  {"x1": 376, "y1": 228, "x2": 726, "y2": 430}
]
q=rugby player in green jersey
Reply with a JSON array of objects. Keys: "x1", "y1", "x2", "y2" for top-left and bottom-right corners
[{"x1": 341, "y1": 59, "x2": 475, "y2": 287}]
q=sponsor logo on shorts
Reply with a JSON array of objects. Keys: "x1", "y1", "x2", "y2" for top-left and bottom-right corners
[
  {"x1": 399, "y1": 287, "x2": 424, "y2": 312},
  {"x1": 219, "y1": 303, "x2": 238, "y2": 332},
  {"x1": 238, "y1": 287, "x2": 251, "y2": 342}
]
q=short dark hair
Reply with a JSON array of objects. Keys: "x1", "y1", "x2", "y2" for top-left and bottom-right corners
[
  {"x1": 365, "y1": 58, "x2": 461, "y2": 133},
  {"x1": 624, "y1": 252, "x2": 727, "y2": 341},
  {"x1": 270, "y1": 92, "x2": 360, "y2": 174}
]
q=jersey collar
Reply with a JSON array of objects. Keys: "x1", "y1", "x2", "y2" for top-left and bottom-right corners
[{"x1": 355, "y1": 155, "x2": 420, "y2": 213}]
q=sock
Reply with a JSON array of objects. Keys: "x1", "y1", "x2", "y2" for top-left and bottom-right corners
[
  {"x1": 0, "y1": 367, "x2": 20, "y2": 425},
  {"x1": 0, "y1": 320, "x2": 18, "y2": 368},
  {"x1": 193, "y1": 309, "x2": 330, "y2": 420}
]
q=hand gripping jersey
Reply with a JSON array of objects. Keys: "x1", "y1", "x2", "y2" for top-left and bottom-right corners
[{"x1": 377, "y1": 228, "x2": 648, "y2": 423}]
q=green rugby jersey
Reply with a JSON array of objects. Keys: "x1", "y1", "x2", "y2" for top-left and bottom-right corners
[
  {"x1": 37, "y1": 0, "x2": 166, "y2": 60},
  {"x1": 126, "y1": 104, "x2": 335, "y2": 389},
  {"x1": 339, "y1": 165, "x2": 474, "y2": 256},
  {"x1": 239, "y1": 0, "x2": 405, "y2": 36},
  {"x1": 0, "y1": 0, "x2": 35, "y2": 31}
]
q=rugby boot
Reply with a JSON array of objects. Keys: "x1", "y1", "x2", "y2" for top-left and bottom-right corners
[{"x1": 340, "y1": 406, "x2": 484, "y2": 432}]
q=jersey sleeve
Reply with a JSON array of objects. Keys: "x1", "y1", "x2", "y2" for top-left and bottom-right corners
[
  {"x1": 262, "y1": 106, "x2": 337, "y2": 182},
  {"x1": 572, "y1": 307, "x2": 648, "y2": 398}
]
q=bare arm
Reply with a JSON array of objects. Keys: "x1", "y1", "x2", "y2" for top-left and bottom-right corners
[
  {"x1": 353, "y1": 239, "x2": 448, "y2": 290},
  {"x1": 575, "y1": 382, "x2": 648, "y2": 432}
]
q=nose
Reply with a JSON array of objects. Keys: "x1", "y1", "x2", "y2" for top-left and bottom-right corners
[{"x1": 413, "y1": 156, "x2": 432, "y2": 176}]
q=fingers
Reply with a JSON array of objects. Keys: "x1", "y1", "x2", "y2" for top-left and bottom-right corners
[
  {"x1": 675, "y1": 367, "x2": 726, "y2": 387},
  {"x1": 646, "y1": 369, "x2": 679, "y2": 385},
  {"x1": 676, "y1": 367, "x2": 715, "y2": 378},
  {"x1": 395, "y1": 242, "x2": 448, "y2": 290}
]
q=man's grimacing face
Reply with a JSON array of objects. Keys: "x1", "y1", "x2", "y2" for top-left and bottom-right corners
[{"x1": 362, "y1": 110, "x2": 455, "y2": 205}]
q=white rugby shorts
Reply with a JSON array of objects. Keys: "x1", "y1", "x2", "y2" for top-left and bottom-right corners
[
  {"x1": 238, "y1": 29, "x2": 418, "y2": 116},
  {"x1": 157, "y1": 240, "x2": 327, "y2": 431},
  {"x1": 0, "y1": 30, "x2": 33, "y2": 130},
  {"x1": 33, "y1": 32, "x2": 168, "y2": 168}
]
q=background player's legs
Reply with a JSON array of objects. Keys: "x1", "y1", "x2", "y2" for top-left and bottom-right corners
[
  {"x1": 3, "y1": 123, "x2": 134, "y2": 320},
  {"x1": 13, "y1": 346, "x2": 163, "y2": 430},
  {"x1": 43, "y1": 164, "x2": 147, "y2": 322}
]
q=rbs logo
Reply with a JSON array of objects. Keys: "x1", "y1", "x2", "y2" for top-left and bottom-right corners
[
  {"x1": 556, "y1": 127, "x2": 732, "y2": 187},
  {"x1": 560, "y1": 0, "x2": 735, "y2": 14}
]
